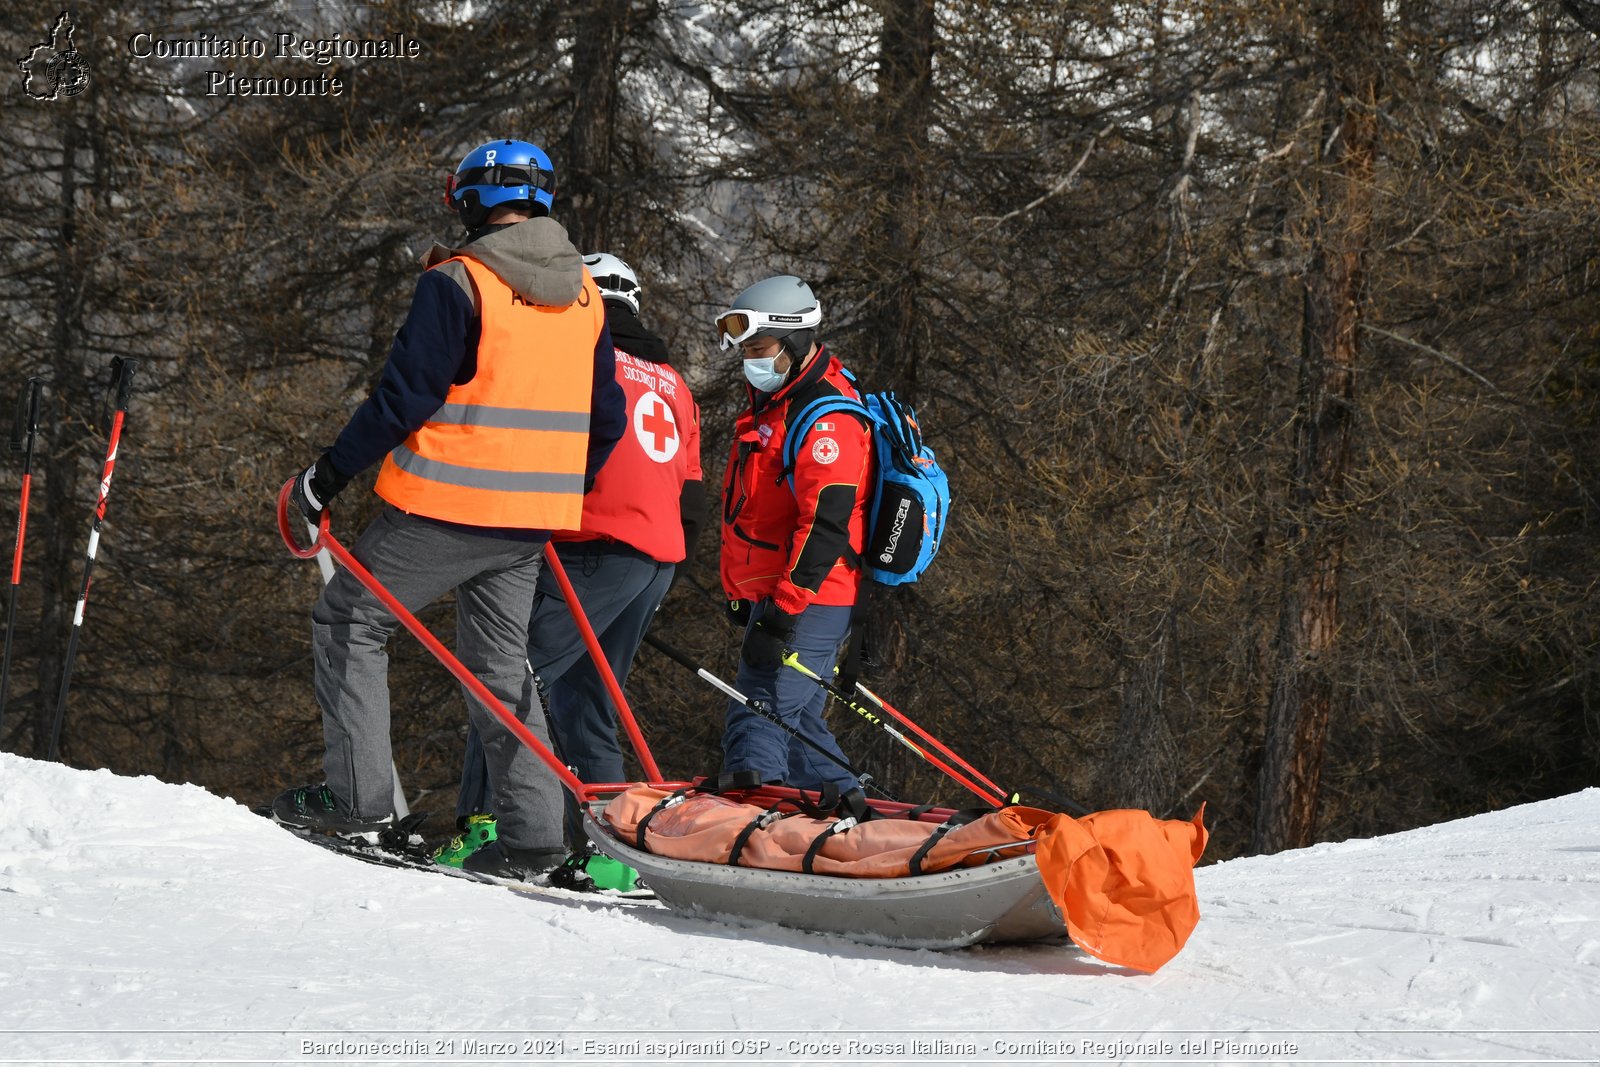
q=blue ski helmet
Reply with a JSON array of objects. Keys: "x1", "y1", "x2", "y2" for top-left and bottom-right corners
[{"x1": 445, "y1": 139, "x2": 555, "y2": 228}]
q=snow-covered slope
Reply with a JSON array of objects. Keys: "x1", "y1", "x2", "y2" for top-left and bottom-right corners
[{"x1": 2, "y1": 753, "x2": 1597, "y2": 1064}]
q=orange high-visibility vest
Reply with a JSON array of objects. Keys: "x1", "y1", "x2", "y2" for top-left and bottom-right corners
[{"x1": 374, "y1": 256, "x2": 604, "y2": 530}]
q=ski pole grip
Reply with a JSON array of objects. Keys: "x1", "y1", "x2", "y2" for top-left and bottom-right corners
[
  {"x1": 110, "y1": 358, "x2": 137, "y2": 412},
  {"x1": 276, "y1": 479, "x2": 328, "y2": 559}
]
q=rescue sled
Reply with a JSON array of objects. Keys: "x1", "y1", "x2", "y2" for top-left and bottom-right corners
[
  {"x1": 582, "y1": 806, "x2": 1067, "y2": 949},
  {"x1": 278, "y1": 487, "x2": 1205, "y2": 970}
]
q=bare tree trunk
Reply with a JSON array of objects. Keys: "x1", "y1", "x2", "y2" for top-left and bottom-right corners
[
  {"x1": 854, "y1": 0, "x2": 938, "y2": 675},
  {"x1": 867, "y1": 0, "x2": 936, "y2": 394},
  {"x1": 1254, "y1": 0, "x2": 1381, "y2": 854},
  {"x1": 31, "y1": 117, "x2": 82, "y2": 760},
  {"x1": 562, "y1": 0, "x2": 630, "y2": 250},
  {"x1": 1100, "y1": 609, "x2": 1180, "y2": 812}
]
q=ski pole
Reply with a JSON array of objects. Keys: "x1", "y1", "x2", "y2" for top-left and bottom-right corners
[
  {"x1": 276, "y1": 481, "x2": 588, "y2": 798},
  {"x1": 779, "y1": 653, "x2": 1011, "y2": 808},
  {"x1": 541, "y1": 545, "x2": 663, "y2": 784},
  {"x1": 0, "y1": 377, "x2": 43, "y2": 738},
  {"x1": 48, "y1": 358, "x2": 136, "y2": 762},
  {"x1": 641, "y1": 632, "x2": 878, "y2": 792},
  {"x1": 305, "y1": 518, "x2": 336, "y2": 584},
  {"x1": 850, "y1": 674, "x2": 1034, "y2": 806},
  {"x1": 834, "y1": 673, "x2": 1092, "y2": 815}
]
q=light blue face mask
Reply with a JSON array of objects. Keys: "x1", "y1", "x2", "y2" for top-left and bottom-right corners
[{"x1": 742, "y1": 354, "x2": 788, "y2": 392}]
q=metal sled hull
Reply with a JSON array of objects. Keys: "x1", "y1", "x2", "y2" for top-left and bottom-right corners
[{"x1": 584, "y1": 814, "x2": 1069, "y2": 950}]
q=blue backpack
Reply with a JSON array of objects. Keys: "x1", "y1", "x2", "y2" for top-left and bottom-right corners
[{"x1": 781, "y1": 372, "x2": 951, "y2": 586}]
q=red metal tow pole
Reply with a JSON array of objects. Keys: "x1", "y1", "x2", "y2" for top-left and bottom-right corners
[
  {"x1": 539, "y1": 545, "x2": 662, "y2": 788},
  {"x1": 275, "y1": 481, "x2": 586, "y2": 798}
]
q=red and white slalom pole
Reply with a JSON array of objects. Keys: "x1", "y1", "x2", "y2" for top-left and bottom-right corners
[
  {"x1": 0, "y1": 377, "x2": 43, "y2": 739},
  {"x1": 47, "y1": 358, "x2": 136, "y2": 762}
]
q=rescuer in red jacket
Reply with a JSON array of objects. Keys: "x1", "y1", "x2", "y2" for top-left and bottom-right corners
[
  {"x1": 715, "y1": 275, "x2": 870, "y2": 797},
  {"x1": 446, "y1": 253, "x2": 703, "y2": 877}
]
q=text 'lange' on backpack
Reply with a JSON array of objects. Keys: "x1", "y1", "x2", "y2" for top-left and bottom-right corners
[{"x1": 781, "y1": 371, "x2": 951, "y2": 586}]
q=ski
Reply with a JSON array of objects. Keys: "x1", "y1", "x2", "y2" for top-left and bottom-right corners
[
  {"x1": 497, "y1": 883, "x2": 660, "y2": 910},
  {"x1": 465, "y1": 866, "x2": 659, "y2": 908},
  {"x1": 270, "y1": 811, "x2": 436, "y2": 871},
  {"x1": 259, "y1": 808, "x2": 658, "y2": 907}
]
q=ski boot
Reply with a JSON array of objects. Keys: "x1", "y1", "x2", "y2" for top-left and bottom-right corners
[
  {"x1": 432, "y1": 813, "x2": 497, "y2": 868},
  {"x1": 547, "y1": 845, "x2": 642, "y2": 893},
  {"x1": 586, "y1": 852, "x2": 642, "y2": 893},
  {"x1": 271, "y1": 784, "x2": 394, "y2": 838},
  {"x1": 461, "y1": 840, "x2": 566, "y2": 882}
]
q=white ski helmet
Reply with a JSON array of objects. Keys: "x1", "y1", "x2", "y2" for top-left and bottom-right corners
[
  {"x1": 715, "y1": 275, "x2": 821, "y2": 357},
  {"x1": 582, "y1": 252, "x2": 641, "y2": 315}
]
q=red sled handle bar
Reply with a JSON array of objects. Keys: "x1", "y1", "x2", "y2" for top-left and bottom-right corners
[{"x1": 276, "y1": 481, "x2": 605, "y2": 799}]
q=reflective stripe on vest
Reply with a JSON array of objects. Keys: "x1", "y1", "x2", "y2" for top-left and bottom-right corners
[
  {"x1": 387, "y1": 445, "x2": 586, "y2": 495},
  {"x1": 428, "y1": 403, "x2": 590, "y2": 433},
  {"x1": 374, "y1": 255, "x2": 603, "y2": 530}
]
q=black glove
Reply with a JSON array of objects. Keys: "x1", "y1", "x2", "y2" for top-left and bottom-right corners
[
  {"x1": 741, "y1": 605, "x2": 799, "y2": 671},
  {"x1": 726, "y1": 599, "x2": 751, "y2": 629},
  {"x1": 289, "y1": 453, "x2": 350, "y2": 524}
]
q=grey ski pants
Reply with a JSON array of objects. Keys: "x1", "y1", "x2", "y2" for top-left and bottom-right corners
[
  {"x1": 456, "y1": 541, "x2": 674, "y2": 838},
  {"x1": 311, "y1": 506, "x2": 562, "y2": 851}
]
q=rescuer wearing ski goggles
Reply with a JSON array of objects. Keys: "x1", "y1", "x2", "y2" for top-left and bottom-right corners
[
  {"x1": 441, "y1": 163, "x2": 554, "y2": 207},
  {"x1": 716, "y1": 302, "x2": 822, "y2": 350}
]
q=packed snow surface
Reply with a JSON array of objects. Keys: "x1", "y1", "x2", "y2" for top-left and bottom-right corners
[{"x1": 1, "y1": 753, "x2": 1597, "y2": 1065}]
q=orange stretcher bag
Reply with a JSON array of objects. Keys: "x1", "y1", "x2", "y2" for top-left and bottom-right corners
[{"x1": 602, "y1": 785, "x2": 1207, "y2": 973}]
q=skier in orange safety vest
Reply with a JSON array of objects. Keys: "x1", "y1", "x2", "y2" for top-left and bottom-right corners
[{"x1": 272, "y1": 139, "x2": 626, "y2": 885}]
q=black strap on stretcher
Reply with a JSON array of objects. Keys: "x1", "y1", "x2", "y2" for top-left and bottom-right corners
[
  {"x1": 908, "y1": 808, "x2": 990, "y2": 876},
  {"x1": 634, "y1": 785, "x2": 695, "y2": 851}
]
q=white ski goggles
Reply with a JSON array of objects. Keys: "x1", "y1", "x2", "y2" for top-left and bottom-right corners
[{"x1": 716, "y1": 304, "x2": 822, "y2": 350}]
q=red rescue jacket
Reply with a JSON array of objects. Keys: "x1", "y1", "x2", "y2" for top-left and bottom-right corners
[
  {"x1": 719, "y1": 348, "x2": 871, "y2": 614},
  {"x1": 555, "y1": 348, "x2": 701, "y2": 562}
]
